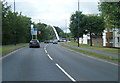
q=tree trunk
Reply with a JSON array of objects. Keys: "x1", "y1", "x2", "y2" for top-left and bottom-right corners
[
  {"x1": 82, "y1": 37, "x2": 83, "y2": 44},
  {"x1": 74, "y1": 37, "x2": 76, "y2": 42},
  {"x1": 90, "y1": 32, "x2": 92, "y2": 46}
]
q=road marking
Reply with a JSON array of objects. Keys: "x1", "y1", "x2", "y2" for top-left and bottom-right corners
[
  {"x1": 44, "y1": 44, "x2": 49, "y2": 52},
  {"x1": 60, "y1": 45, "x2": 119, "y2": 66},
  {"x1": 56, "y1": 63, "x2": 76, "y2": 82},
  {"x1": 45, "y1": 49, "x2": 47, "y2": 53},
  {"x1": 44, "y1": 44, "x2": 53, "y2": 60},
  {"x1": 47, "y1": 54, "x2": 53, "y2": 60},
  {"x1": 44, "y1": 48, "x2": 46, "y2": 50}
]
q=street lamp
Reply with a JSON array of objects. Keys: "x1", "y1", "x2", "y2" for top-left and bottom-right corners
[
  {"x1": 77, "y1": 0, "x2": 80, "y2": 47},
  {"x1": 14, "y1": 0, "x2": 16, "y2": 45},
  {"x1": 65, "y1": 19, "x2": 67, "y2": 42}
]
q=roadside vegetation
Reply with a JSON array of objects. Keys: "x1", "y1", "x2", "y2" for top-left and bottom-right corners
[
  {"x1": 0, "y1": 47, "x2": 2, "y2": 56},
  {"x1": 69, "y1": 2, "x2": 120, "y2": 47},
  {"x1": 2, "y1": 43, "x2": 28, "y2": 56},
  {"x1": 67, "y1": 42, "x2": 119, "y2": 54},
  {"x1": 60, "y1": 43, "x2": 120, "y2": 62}
]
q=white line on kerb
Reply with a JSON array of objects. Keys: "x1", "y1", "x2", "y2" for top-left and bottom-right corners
[
  {"x1": 47, "y1": 54, "x2": 53, "y2": 60},
  {"x1": 56, "y1": 63, "x2": 76, "y2": 82}
]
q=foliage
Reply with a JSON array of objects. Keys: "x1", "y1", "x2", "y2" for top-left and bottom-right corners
[
  {"x1": 67, "y1": 41, "x2": 118, "y2": 54},
  {"x1": 83, "y1": 15, "x2": 105, "y2": 36},
  {"x1": 35, "y1": 23, "x2": 54, "y2": 41},
  {"x1": 2, "y1": 1, "x2": 31, "y2": 45},
  {"x1": 69, "y1": 11, "x2": 105, "y2": 46},
  {"x1": 35, "y1": 23, "x2": 65, "y2": 41},
  {"x1": 2, "y1": 43, "x2": 28, "y2": 55},
  {"x1": 98, "y1": 2, "x2": 120, "y2": 28},
  {"x1": 2, "y1": 0, "x2": 67, "y2": 44},
  {"x1": 54, "y1": 26, "x2": 65, "y2": 38},
  {"x1": 69, "y1": 11, "x2": 85, "y2": 38}
]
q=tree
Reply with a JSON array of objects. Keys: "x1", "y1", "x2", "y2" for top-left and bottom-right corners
[
  {"x1": 69, "y1": 11, "x2": 85, "y2": 39},
  {"x1": 53, "y1": 26, "x2": 65, "y2": 38},
  {"x1": 69, "y1": 11, "x2": 105, "y2": 46},
  {"x1": 98, "y1": 2, "x2": 120, "y2": 29},
  {"x1": 83, "y1": 15, "x2": 105, "y2": 46},
  {"x1": 2, "y1": 1, "x2": 32, "y2": 45},
  {"x1": 35, "y1": 23, "x2": 60, "y2": 41},
  {"x1": 0, "y1": 1, "x2": 2, "y2": 45},
  {"x1": 98, "y1": 2, "x2": 120, "y2": 46},
  {"x1": 35, "y1": 23, "x2": 49, "y2": 42}
]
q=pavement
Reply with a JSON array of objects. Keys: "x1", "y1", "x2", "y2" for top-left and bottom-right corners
[
  {"x1": 2, "y1": 43, "x2": 119, "y2": 81},
  {"x1": 63, "y1": 43, "x2": 119, "y2": 59}
]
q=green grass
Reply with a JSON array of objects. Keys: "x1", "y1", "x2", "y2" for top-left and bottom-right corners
[
  {"x1": 60, "y1": 43, "x2": 120, "y2": 61},
  {"x1": 67, "y1": 42, "x2": 119, "y2": 54},
  {"x1": 2, "y1": 43, "x2": 28, "y2": 56},
  {"x1": 0, "y1": 47, "x2": 2, "y2": 56}
]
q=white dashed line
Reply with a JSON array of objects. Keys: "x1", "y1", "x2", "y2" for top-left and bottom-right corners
[
  {"x1": 44, "y1": 47, "x2": 46, "y2": 50},
  {"x1": 56, "y1": 63, "x2": 76, "y2": 82},
  {"x1": 45, "y1": 50, "x2": 47, "y2": 53},
  {"x1": 47, "y1": 54, "x2": 53, "y2": 60},
  {"x1": 44, "y1": 44, "x2": 76, "y2": 81},
  {"x1": 44, "y1": 44, "x2": 53, "y2": 60}
]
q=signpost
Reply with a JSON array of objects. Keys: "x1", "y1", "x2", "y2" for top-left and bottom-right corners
[
  {"x1": 31, "y1": 25, "x2": 38, "y2": 39},
  {"x1": 38, "y1": 31, "x2": 41, "y2": 34}
]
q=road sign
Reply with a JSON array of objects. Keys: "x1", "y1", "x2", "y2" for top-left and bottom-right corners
[
  {"x1": 31, "y1": 28, "x2": 34, "y2": 35},
  {"x1": 31, "y1": 28, "x2": 37, "y2": 35},
  {"x1": 31, "y1": 24, "x2": 34, "y2": 29},
  {"x1": 38, "y1": 31, "x2": 41, "y2": 34}
]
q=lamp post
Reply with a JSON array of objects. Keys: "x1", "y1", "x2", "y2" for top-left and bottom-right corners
[
  {"x1": 77, "y1": 0, "x2": 80, "y2": 47},
  {"x1": 65, "y1": 19, "x2": 67, "y2": 42},
  {"x1": 14, "y1": 0, "x2": 16, "y2": 45},
  {"x1": 113, "y1": 28, "x2": 116, "y2": 47}
]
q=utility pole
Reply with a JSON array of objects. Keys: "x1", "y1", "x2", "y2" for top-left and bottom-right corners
[
  {"x1": 77, "y1": 0, "x2": 80, "y2": 47},
  {"x1": 14, "y1": 0, "x2": 16, "y2": 45},
  {"x1": 39, "y1": 19, "x2": 40, "y2": 23},
  {"x1": 65, "y1": 19, "x2": 67, "y2": 42}
]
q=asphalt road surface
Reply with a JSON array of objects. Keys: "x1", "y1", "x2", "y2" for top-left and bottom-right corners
[{"x1": 2, "y1": 43, "x2": 119, "y2": 81}]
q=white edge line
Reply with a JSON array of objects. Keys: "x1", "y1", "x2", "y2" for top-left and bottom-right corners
[
  {"x1": 56, "y1": 63, "x2": 76, "y2": 82},
  {"x1": 60, "y1": 45, "x2": 119, "y2": 66},
  {"x1": 47, "y1": 54, "x2": 53, "y2": 60}
]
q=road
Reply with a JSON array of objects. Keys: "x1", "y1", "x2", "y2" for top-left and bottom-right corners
[{"x1": 2, "y1": 43, "x2": 118, "y2": 81}]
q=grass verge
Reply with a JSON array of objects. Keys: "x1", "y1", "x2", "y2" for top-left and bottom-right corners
[
  {"x1": 60, "y1": 43, "x2": 120, "y2": 62},
  {"x1": 1, "y1": 43, "x2": 28, "y2": 56},
  {"x1": 67, "y1": 42, "x2": 119, "y2": 54}
]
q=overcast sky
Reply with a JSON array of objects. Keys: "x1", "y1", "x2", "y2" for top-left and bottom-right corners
[{"x1": 6, "y1": 0, "x2": 100, "y2": 32}]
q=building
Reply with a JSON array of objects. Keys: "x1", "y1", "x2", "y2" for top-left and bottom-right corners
[
  {"x1": 79, "y1": 34, "x2": 90, "y2": 44},
  {"x1": 103, "y1": 28, "x2": 120, "y2": 48},
  {"x1": 79, "y1": 34, "x2": 103, "y2": 46}
]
